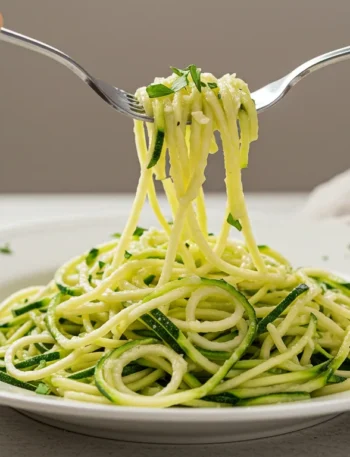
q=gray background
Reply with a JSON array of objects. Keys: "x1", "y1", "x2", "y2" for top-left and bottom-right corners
[{"x1": 1, "y1": 0, "x2": 350, "y2": 193}]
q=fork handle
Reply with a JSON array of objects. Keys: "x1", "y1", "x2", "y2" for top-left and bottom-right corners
[
  {"x1": 0, "y1": 16, "x2": 135, "y2": 117},
  {"x1": 289, "y1": 44, "x2": 350, "y2": 84},
  {"x1": 0, "y1": 21, "x2": 92, "y2": 83}
]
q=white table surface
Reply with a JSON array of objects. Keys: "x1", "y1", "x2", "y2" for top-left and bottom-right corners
[{"x1": 1, "y1": 192, "x2": 350, "y2": 457}]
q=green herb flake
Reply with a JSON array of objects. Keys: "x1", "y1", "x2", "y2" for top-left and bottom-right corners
[
  {"x1": 227, "y1": 214, "x2": 242, "y2": 231},
  {"x1": 133, "y1": 226, "x2": 147, "y2": 237},
  {"x1": 170, "y1": 66, "x2": 186, "y2": 77},
  {"x1": 208, "y1": 82, "x2": 218, "y2": 89},
  {"x1": 88, "y1": 274, "x2": 93, "y2": 284},
  {"x1": 86, "y1": 248, "x2": 99, "y2": 266},
  {"x1": 185, "y1": 242, "x2": 190, "y2": 248},
  {"x1": 35, "y1": 382, "x2": 50, "y2": 395},
  {"x1": 146, "y1": 84, "x2": 174, "y2": 98},
  {"x1": 124, "y1": 251, "x2": 132, "y2": 260},
  {"x1": 144, "y1": 274, "x2": 156, "y2": 286},
  {"x1": 177, "y1": 121, "x2": 180, "y2": 126},
  {"x1": 111, "y1": 233, "x2": 121, "y2": 238},
  {"x1": 171, "y1": 73, "x2": 189, "y2": 92},
  {"x1": 0, "y1": 243, "x2": 12, "y2": 255},
  {"x1": 98, "y1": 261, "x2": 105, "y2": 270},
  {"x1": 187, "y1": 64, "x2": 202, "y2": 93},
  {"x1": 208, "y1": 232, "x2": 214, "y2": 236},
  {"x1": 168, "y1": 221, "x2": 174, "y2": 225},
  {"x1": 218, "y1": 93, "x2": 222, "y2": 100}
]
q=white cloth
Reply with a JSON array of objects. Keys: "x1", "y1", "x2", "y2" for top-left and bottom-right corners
[{"x1": 302, "y1": 169, "x2": 350, "y2": 223}]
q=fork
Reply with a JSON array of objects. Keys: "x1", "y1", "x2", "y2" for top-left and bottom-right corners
[
  {"x1": 1, "y1": 14, "x2": 350, "y2": 121},
  {"x1": 0, "y1": 14, "x2": 151, "y2": 122}
]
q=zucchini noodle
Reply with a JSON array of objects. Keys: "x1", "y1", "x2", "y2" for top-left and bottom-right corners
[{"x1": 1, "y1": 68, "x2": 350, "y2": 408}]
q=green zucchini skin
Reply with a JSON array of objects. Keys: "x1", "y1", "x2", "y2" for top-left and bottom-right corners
[
  {"x1": 56, "y1": 283, "x2": 82, "y2": 297},
  {"x1": 0, "y1": 371, "x2": 37, "y2": 392},
  {"x1": 95, "y1": 278, "x2": 257, "y2": 406},
  {"x1": 257, "y1": 284, "x2": 309, "y2": 335},
  {"x1": 238, "y1": 392, "x2": 310, "y2": 406},
  {"x1": 202, "y1": 392, "x2": 240, "y2": 405},
  {"x1": 15, "y1": 351, "x2": 62, "y2": 369},
  {"x1": 12, "y1": 298, "x2": 51, "y2": 317},
  {"x1": 198, "y1": 348, "x2": 232, "y2": 361},
  {"x1": 68, "y1": 363, "x2": 145, "y2": 380},
  {"x1": 95, "y1": 338, "x2": 158, "y2": 403},
  {"x1": 309, "y1": 272, "x2": 350, "y2": 297},
  {"x1": 147, "y1": 129, "x2": 165, "y2": 169},
  {"x1": 68, "y1": 366, "x2": 96, "y2": 380},
  {"x1": 139, "y1": 311, "x2": 185, "y2": 355},
  {"x1": 139, "y1": 277, "x2": 256, "y2": 363}
]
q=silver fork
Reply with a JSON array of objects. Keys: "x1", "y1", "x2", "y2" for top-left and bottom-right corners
[
  {"x1": 0, "y1": 15, "x2": 152, "y2": 123},
  {"x1": 1, "y1": 16, "x2": 350, "y2": 121}
]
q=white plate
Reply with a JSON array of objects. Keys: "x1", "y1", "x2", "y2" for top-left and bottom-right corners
[{"x1": 0, "y1": 211, "x2": 350, "y2": 444}]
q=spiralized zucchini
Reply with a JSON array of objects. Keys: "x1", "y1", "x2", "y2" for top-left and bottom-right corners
[{"x1": 1, "y1": 69, "x2": 350, "y2": 408}]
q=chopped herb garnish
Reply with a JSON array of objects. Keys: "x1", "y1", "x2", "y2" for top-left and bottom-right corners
[
  {"x1": 208, "y1": 232, "x2": 214, "y2": 236},
  {"x1": 208, "y1": 82, "x2": 218, "y2": 89},
  {"x1": 24, "y1": 298, "x2": 29, "y2": 304},
  {"x1": 146, "y1": 84, "x2": 174, "y2": 98},
  {"x1": 0, "y1": 243, "x2": 12, "y2": 255},
  {"x1": 177, "y1": 121, "x2": 180, "y2": 126},
  {"x1": 168, "y1": 221, "x2": 174, "y2": 225},
  {"x1": 35, "y1": 382, "x2": 50, "y2": 395},
  {"x1": 218, "y1": 93, "x2": 222, "y2": 99},
  {"x1": 111, "y1": 233, "x2": 121, "y2": 238},
  {"x1": 187, "y1": 64, "x2": 202, "y2": 93},
  {"x1": 133, "y1": 226, "x2": 147, "y2": 237},
  {"x1": 171, "y1": 73, "x2": 189, "y2": 92},
  {"x1": 185, "y1": 242, "x2": 190, "y2": 248},
  {"x1": 147, "y1": 65, "x2": 204, "y2": 99},
  {"x1": 144, "y1": 274, "x2": 156, "y2": 286},
  {"x1": 124, "y1": 250, "x2": 132, "y2": 259},
  {"x1": 98, "y1": 261, "x2": 105, "y2": 270},
  {"x1": 227, "y1": 213, "x2": 242, "y2": 231},
  {"x1": 88, "y1": 274, "x2": 93, "y2": 284},
  {"x1": 86, "y1": 248, "x2": 99, "y2": 266},
  {"x1": 170, "y1": 66, "x2": 186, "y2": 77}
]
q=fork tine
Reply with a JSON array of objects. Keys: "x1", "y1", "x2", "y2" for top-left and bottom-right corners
[
  {"x1": 118, "y1": 98, "x2": 145, "y2": 114},
  {"x1": 126, "y1": 93, "x2": 138, "y2": 101},
  {"x1": 116, "y1": 90, "x2": 144, "y2": 108},
  {"x1": 128, "y1": 100, "x2": 144, "y2": 109},
  {"x1": 125, "y1": 94, "x2": 142, "y2": 106},
  {"x1": 129, "y1": 106, "x2": 147, "y2": 114},
  {"x1": 120, "y1": 95, "x2": 146, "y2": 113}
]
